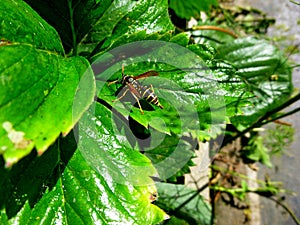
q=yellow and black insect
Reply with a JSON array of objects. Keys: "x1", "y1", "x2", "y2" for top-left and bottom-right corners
[{"x1": 109, "y1": 65, "x2": 164, "y2": 114}]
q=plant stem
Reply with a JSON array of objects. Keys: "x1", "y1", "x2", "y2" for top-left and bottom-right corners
[
  {"x1": 290, "y1": 0, "x2": 300, "y2": 5},
  {"x1": 68, "y1": 0, "x2": 77, "y2": 55},
  {"x1": 267, "y1": 197, "x2": 300, "y2": 225},
  {"x1": 222, "y1": 93, "x2": 300, "y2": 147},
  {"x1": 191, "y1": 25, "x2": 238, "y2": 38},
  {"x1": 173, "y1": 183, "x2": 209, "y2": 212},
  {"x1": 260, "y1": 106, "x2": 300, "y2": 126}
]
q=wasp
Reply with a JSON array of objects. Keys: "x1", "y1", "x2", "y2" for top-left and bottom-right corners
[{"x1": 108, "y1": 65, "x2": 164, "y2": 114}]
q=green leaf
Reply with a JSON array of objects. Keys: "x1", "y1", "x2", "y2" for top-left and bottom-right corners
[
  {"x1": 263, "y1": 124, "x2": 294, "y2": 155},
  {"x1": 76, "y1": 102, "x2": 168, "y2": 224},
  {"x1": 0, "y1": 0, "x2": 95, "y2": 166},
  {"x1": 24, "y1": 0, "x2": 132, "y2": 54},
  {"x1": 155, "y1": 183, "x2": 211, "y2": 225},
  {"x1": 1, "y1": 113, "x2": 167, "y2": 224},
  {"x1": 241, "y1": 136, "x2": 272, "y2": 167},
  {"x1": 0, "y1": 44, "x2": 95, "y2": 165},
  {"x1": 24, "y1": 0, "x2": 174, "y2": 56},
  {"x1": 0, "y1": 139, "x2": 62, "y2": 221},
  {"x1": 0, "y1": 0, "x2": 96, "y2": 164},
  {"x1": 190, "y1": 21, "x2": 236, "y2": 49},
  {"x1": 0, "y1": 0, "x2": 63, "y2": 54},
  {"x1": 94, "y1": 40, "x2": 235, "y2": 141},
  {"x1": 216, "y1": 37, "x2": 293, "y2": 128},
  {"x1": 163, "y1": 216, "x2": 190, "y2": 225},
  {"x1": 169, "y1": 0, "x2": 218, "y2": 19},
  {"x1": 144, "y1": 133, "x2": 196, "y2": 181},
  {"x1": 87, "y1": 0, "x2": 174, "y2": 57}
]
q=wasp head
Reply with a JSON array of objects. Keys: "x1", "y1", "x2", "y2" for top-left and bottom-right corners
[{"x1": 121, "y1": 75, "x2": 134, "y2": 85}]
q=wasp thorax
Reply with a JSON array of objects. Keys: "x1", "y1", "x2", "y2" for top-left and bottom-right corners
[
  {"x1": 115, "y1": 67, "x2": 164, "y2": 114},
  {"x1": 122, "y1": 75, "x2": 134, "y2": 84}
]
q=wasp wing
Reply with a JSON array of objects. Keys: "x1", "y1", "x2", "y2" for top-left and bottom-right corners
[
  {"x1": 126, "y1": 83, "x2": 143, "y2": 98},
  {"x1": 133, "y1": 71, "x2": 159, "y2": 80}
]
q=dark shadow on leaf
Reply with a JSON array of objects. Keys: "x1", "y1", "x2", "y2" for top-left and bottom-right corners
[
  {"x1": 1, "y1": 132, "x2": 77, "y2": 219},
  {"x1": 0, "y1": 155, "x2": 8, "y2": 210}
]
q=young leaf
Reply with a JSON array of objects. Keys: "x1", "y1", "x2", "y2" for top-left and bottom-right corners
[{"x1": 241, "y1": 136, "x2": 272, "y2": 167}]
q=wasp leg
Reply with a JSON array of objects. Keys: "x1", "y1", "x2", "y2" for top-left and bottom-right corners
[
  {"x1": 149, "y1": 84, "x2": 154, "y2": 90},
  {"x1": 130, "y1": 92, "x2": 144, "y2": 114},
  {"x1": 113, "y1": 88, "x2": 130, "y2": 102},
  {"x1": 122, "y1": 64, "x2": 125, "y2": 75},
  {"x1": 108, "y1": 79, "x2": 119, "y2": 86},
  {"x1": 113, "y1": 88, "x2": 144, "y2": 114},
  {"x1": 149, "y1": 84, "x2": 164, "y2": 109}
]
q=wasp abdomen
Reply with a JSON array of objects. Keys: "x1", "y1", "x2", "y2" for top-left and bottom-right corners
[{"x1": 141, "y1": 87, "x2": 164, "y2": 109}]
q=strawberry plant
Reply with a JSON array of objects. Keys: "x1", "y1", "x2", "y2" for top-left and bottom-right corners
[{"x1": 0, "y1": 0, "x2": 293, "y2": 224}]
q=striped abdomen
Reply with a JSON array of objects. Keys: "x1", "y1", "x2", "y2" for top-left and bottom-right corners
[{"x1": 140, "y1": 85, "x2": 164, "y2": 109}]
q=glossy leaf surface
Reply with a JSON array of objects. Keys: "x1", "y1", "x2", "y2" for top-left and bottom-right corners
[
  {"x1": 95, "y1": 39, "x2": 248, "y2": 141},
  {"x1": 216, "y1": 37, "x2": 292, "y2": 128},
  {"x1": 0, "y1": 0, "x2": 63, "y2": 53},
  {"x1": 0, "y1": 0, "x2": 95, "y2": 164},
  {"x1": 24, "y1": 0, "x2": 174, "y2": 56},
  {"x1": 0, "y1": 125, "x2": 166, "y2": 224}
]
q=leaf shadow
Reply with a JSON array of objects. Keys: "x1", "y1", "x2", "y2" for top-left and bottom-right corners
[{"x1": 0, "y1": 131, "x2": 77, "y2": 219}]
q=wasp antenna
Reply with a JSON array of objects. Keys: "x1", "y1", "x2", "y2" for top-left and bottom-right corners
[{"x1": 122, "y1": 64, "x2": 125, "y2": 75}]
